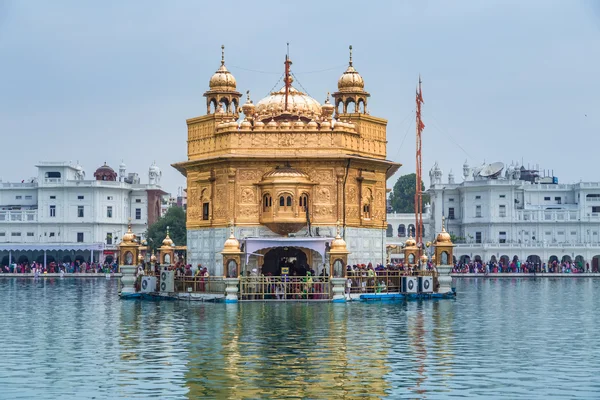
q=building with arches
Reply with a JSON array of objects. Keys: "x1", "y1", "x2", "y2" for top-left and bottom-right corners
[
  {"x1": 173, "y1": 46, "x2": 400, "y2": 276},
  {"x1": 426, "y1": 160, "x2": 600, "y2": 270},
  {"x1": 0, "y1": 161, "x2": 165, "y2": 267}
]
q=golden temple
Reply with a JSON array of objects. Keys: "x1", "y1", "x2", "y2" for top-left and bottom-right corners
[{"x1": 173, "y1": 45, "x2": 401, "y2": 276}]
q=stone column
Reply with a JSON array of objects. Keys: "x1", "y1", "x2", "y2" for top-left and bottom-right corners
[
  {"x1": 225, "y1": 278, "x2": 239, "y2": 303},
  {"x1": 331, "y1": 277, "x2": 346, "y2": 302},
  {"x1": 120, "y1": 264, "x2": 137, "y2": 295},
  {"x1": 437, "y1": 264, "x2": 453, "y2": 294}
]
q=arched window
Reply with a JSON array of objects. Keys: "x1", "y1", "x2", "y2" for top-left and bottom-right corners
[
  {"x1": 386, "y1": 224, "x2": 393, "y2": 237},
  {"x1": 363, "y1": 203, "x2": 371, "y2": 218},
  {"x1": 398, "y1": 224, "x2": 406, "y2": 237},
  {"x1": 263, "y1": 194, "x2": 272, "y2": 212},
  {"x1": 408, "y1": 254, "x2": 415, "y2": 264},
  {"x1": 299, "y1": 194, "x2": 309, "y2": 211},
  {"x1": 279, "y1": 194, "x2": 293, "y2": 211}
]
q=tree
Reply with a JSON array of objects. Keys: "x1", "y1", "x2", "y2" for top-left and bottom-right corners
[
  {"x1": 145, "y1": 206, "x2": 186, "y2": 252},
  {"x1": 388, "y1": 173, "x2": 429, "y2": 213}
]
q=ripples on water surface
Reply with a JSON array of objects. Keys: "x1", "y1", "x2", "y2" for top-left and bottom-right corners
[{"x1": 0, "y1": 277, "x2": 599, "y2": 399}]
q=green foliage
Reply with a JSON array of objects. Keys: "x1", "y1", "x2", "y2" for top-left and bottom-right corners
[
  {"x1": 449, "y1": 233, "x2": 465, "y2": 243},
  {"x1": 388, "y1": 173, "x2": 429, "y2": 213},
  {"x1": 145, "y1": 206, "x2": 186, "y2": 251}
]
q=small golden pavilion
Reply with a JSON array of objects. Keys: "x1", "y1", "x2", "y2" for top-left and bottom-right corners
[{"x1": 173, "y1": 45, "x2": 400, "y2": 276}]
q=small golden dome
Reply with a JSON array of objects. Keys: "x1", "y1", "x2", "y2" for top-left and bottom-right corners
[
  {"x1": 122, "y1": 223, "x2": 135, "y2": 243},
  {"x1": 208, "y1": 45, "x2": 237, "y2": 92},
  {"x1": 241, "y1": 90, "x2": 255, "y2": 117},
  {"x1": 162, "y1": 228, "x2": 174, "y2": 247},
  {"x1": 420, "y1": 254, "x2": 428, "y2": 263},
  {"x1": 254, "y1": 120, "x2": 265, "y2": 129},
  {"x1": 337, "y1": 46, "x2": 365, "y2": 93},
  {"x1": 150, "y1": 253, "x2": 157, "y2": 262},
  {"x1": 436, "y1": 228, "x2": 452, "y2": 244},
  {"x1": 222, "y1": 227, "x2": 241, "y2": 253},
  {"x1": 261, "y1": 165, "x2": 312, "y2": 184},
  {"x1": 322, "y1": 92, "x2": 334, "y2": 118},
  {"x1": 137, "y1": 253, "x2": 144, "y2": 262},
  {"x1": 330, "y1": 223, "x2": 349, "y2": 252},
  {"x1": 405, "y1": 235, "x2": 417, "y2": 247},
  {"x1": 436, "y1": 216, "x2": 453, "y2": 244}
]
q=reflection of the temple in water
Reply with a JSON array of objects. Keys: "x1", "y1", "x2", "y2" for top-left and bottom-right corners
[{"x1": 183, "y1": 304, "x2": 391, "y2": 399}]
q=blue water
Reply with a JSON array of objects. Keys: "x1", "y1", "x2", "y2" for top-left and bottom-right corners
[{"x1": 0, "y1": 277, "x2": 598, "y2": 399}]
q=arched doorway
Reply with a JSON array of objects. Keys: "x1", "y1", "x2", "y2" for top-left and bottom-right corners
[
  {"x1": 527, "y1": 255, "x2": 541, "y2": 265},
  {"x1": 592, "y1": 255, "x2": 600, "y2": 272},
  {"x1": 575, "y1": 255, "x2": 585, "y2": 269},
  {"x1": 17, "y1": 255, "x2": 29, "y2": 264},
  {"x1": 263, "y1": 247, "x2": 308, "y2": 276},
  {"x1": 561, "y1": 255, "x2": 572, "y2": 264},
  {"x1": 490, "y1": 255, "x2": 497, "y2": 263},
  {"x1": 500, "y1": 255, "x2": 510, "y2": 266},
  {"x1": 459, "y1": 255, "x2": 470, "y2": 264},
  {"x1": 548, "y1": 255, "x2": 558, "y2": 264},
  {"x1": 105, "y1": 255, "x2": 114, "y2": 264}
]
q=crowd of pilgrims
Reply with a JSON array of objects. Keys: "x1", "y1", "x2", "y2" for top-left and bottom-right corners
[
  {"x1": 1, "y1": 260, "x2": 119, "y2": 274},
  {"x1": 453, "y1": 259, "x2": 597, "y2": 274}
]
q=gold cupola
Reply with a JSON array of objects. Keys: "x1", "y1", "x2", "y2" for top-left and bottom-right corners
[
  {"x1": 433, "y1": 216, "x2": 454, "y2": 266},
  {"x1": 221, "y1": 223, "x2": 243, "y2": 278},
  {"x1": 321, "y1": 92, "x2": 334, "y2": 120},
  {"x1": 333, "y1": 45, "x2": 370, "y2": 116},
  {"x1": 328, "y1": 222, "x2": 351, "y2": 278},
  {"x1": 122, "y1": 222, "x2": 136, "y2": 244},
  {"x1": 204, "y1": 45, "x2": 242, "y2": 116},
  {"x1": 159, "y1": 226, "x2": 175, "y2": 265},
  {"x1": 241, "y1": 90, "x2": 255, "y2": 121}
]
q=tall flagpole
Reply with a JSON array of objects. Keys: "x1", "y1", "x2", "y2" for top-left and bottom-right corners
[{"x1": 415, "y1": 76, "x2": 425, "y2": 266}]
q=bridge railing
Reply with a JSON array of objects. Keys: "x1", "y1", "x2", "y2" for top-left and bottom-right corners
[
  {"x1": 239, "y1": 276, "x2": 331, "y2": 300},
  {"x1": 174, "y1": 276, "x2": 226, "y2": 294}
]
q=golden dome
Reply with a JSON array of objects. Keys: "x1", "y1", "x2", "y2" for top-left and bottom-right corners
[
  {"x1": 150, "y1": 253, "x2": 157, "y2": 262},
  {"x1": 420, "y1": 254, "x2": 428, "y2": 263},
  {"x1": 255, "y1": 83, "x2": 322, "y2": 121},
  {"x1": 337, "y1": 46, "x2": 365, "y2": 93},
  {"x1": 436, "y1": 227, "x2": 452, "y2": 244},
  {"x1": 435, "y1": 216, "x2": 453, "y2": 244},
  {"x1": 222, "y1": 227, "x2": 241, "y2": 253},
  {"x1": 162, "y1": 230, "x2": 174, "y2": 247},
  {"x1": 330, "y1": 223, "x2": 349, "y2": 253},
  {"x1": 208, "y1": 45, "x2": 237, "y2": 92},
  {"x1": 404, "y1": 235, "x2": 417, "y2": 247},
  {"x1": 122, "y1": 223, "x2": 135, "y2": 244},
  {"x1": 137, "y1": 253, "x2": 144, "y2": 262},
  {"x1": 322, "y1": 93, "x2": 334, "y2": 118},
  {"x1": 261, "y1": 165, "x2": 312, "y2": 184},
  {"x1": 241, "y1": 90, "x2": 255, "y2": 117}
]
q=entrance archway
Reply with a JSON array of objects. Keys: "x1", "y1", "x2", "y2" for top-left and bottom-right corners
[{"x1": 263, "y1": 247, "x2": 308, "y2": 276}]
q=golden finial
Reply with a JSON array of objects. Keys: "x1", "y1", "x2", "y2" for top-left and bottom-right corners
[
  {"x1": 166, "y1": 225, "x2": 170, "y2": 235},
  {"x1": 246, "y1": 90, "x2": 252, "y2": 103},
  {"x1": 336, "y1": 220, "x2": 341, "y2": 237},
  {"x1": 221, "y1": 44, "x2": 225, "y2": 66},
  {"x1": 349, "y1": 45, "x2": 353, "y2": 66},
  {"x1": 325, "y1": 92, "x2": 331, "y2": 104},
  {"x1": 441, "y1": 215, "x2": 446, "y2": 231},
  {"x1": 229, "y1": 220, "x2": 235, "y2": 237}
]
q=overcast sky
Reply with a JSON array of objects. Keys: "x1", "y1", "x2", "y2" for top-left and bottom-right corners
[{"x1": 1, "y1": 0, "x2": 599, "y2": 195}]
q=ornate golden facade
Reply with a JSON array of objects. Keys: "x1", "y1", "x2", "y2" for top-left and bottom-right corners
[{"x1": 173, "y1": 45, "x2": 400, "y2": 274}]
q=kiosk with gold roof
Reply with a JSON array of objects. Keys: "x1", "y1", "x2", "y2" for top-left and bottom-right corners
[
  {"x1": 433, "y1": 216, "x2": 455, "y2": 295},
  {"x1": 159, "y1": 227, "x2": 175, "y2": 266},
  {"x1": 119, "y1": 221, "x2": 141, "y2": 296}
]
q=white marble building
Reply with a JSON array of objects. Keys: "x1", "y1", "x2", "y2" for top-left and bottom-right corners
[
  {"x1": 423, "y1": 160, "x2": 600, "y2": 269},
  {"x1": 0, "y1": 161, "x2": 166, "y2": 266}
]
